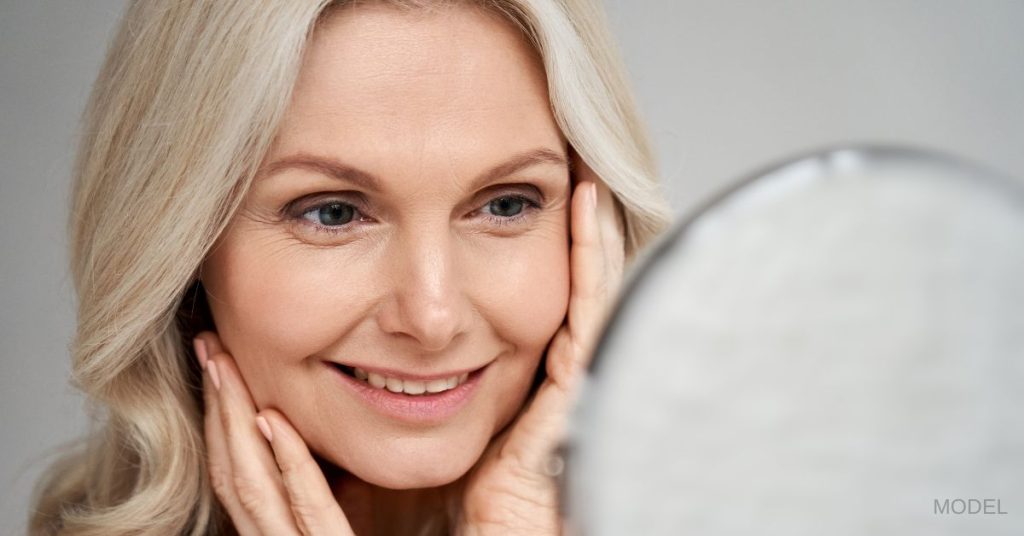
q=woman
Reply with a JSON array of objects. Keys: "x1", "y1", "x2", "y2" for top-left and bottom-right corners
[{"x1": 31, "y1": 0, "x2": 671, "y2": 534}]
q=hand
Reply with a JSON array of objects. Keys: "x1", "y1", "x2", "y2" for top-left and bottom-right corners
[
  {"x1": 457, "y1": 167, "x2": 627, "y2": 535},
  {"x1": 193, "y1": 332, "x2": 356, "y2": 536}
]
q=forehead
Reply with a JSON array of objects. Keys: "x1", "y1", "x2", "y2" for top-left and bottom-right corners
[{"x1": 268, "y1": 3, "x2": 565, "y2": 173}]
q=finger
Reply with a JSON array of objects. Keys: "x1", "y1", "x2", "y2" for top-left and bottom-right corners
[
  {"x1": 491, "y1": 327, "x2": 578, "y2": 479},
  {"x1": 564, "y1": 179, "x2": 606, "y2": 379},
  {"x1": 210, "y1": 351, "x2": 301, "y2": 535},
  {"x1": 196, "y1": 330, "x2": 224, "y2": 364},
  {"x1": 593, "y1": 179, "x2": 626, "y2": 299},
  {"x1": 197, "y1": 339, "x2": 261, "y2": 536},
  {"x1": 259, "y1": 410, "x2": 355, "y2": 536},
  {"x1": 572, "y1": 158, "x2": 626, "y2": 321}
]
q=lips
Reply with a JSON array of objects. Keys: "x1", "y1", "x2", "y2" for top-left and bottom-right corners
[
  {"x1": 332, "y1": 363, "x2": 470, "y2": 395},
  {"x1": 330, "y1": 361, "x2": 485, "y2": 382},
  {"x1": 327, "y1": 361, "x2": 488, "y2": 424}
]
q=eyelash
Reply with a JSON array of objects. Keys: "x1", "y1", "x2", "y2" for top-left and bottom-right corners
[{"x1": 285, "y1": 193, "x2": 542, "y2": 236}]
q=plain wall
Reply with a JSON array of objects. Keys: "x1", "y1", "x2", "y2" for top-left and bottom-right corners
[
  {"x1": 2, "y1": 1, "x2": 1022, "y2": 533},
  {"x1": 603, "y1": 0, "x2": 1024, "y2": 212},
  {"x1": 1, "y1": 2, "x2": 127, "y2": 534}
]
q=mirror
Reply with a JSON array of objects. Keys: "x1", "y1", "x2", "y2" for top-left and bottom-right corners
[{"x1": 567, "y1": 146, "x2": 1024, "y2": 535}]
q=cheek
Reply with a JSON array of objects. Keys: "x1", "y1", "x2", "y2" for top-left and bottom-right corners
[
  {"x1": 466, "y1": 227, "x2": 571, "y2": 356},
  {"x1": 464, "y1": 230, "x2": 570, "y2": 437},
  {"x1": 202, "y1": 232, "x2": 370, "y2": 397}
]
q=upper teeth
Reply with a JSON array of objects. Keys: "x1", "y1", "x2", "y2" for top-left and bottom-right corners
[{"x1": 354, "y1": 366, "x2": 469, "y2": 395}]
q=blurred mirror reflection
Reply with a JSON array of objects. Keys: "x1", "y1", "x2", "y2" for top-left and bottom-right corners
[{"x1": 568, "y1": 146, "x2": 1024, "y2": 535}]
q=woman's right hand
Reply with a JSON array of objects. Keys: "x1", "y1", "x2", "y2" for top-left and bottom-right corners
[{"x1": 194, "y1": 331, "x2": 356, "y2": 536}]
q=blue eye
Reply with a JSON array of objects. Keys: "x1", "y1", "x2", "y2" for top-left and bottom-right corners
[
  {"x1": 300, "y1": 201, "x2": 360, "y2": 228},
  {"x1": 480, "y1": 194, "x2": 539, "y2": 225},
  {"x1": 286, "y1": 191, "x2": 542, "y2": 238},
  {"x1": 486, "y1": 196, "x2": 526, "y2": 217}
]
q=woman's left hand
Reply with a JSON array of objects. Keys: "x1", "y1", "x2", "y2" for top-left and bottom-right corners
[{"x1": 458, "y1": 164, "x2": 626, "y2": 535}]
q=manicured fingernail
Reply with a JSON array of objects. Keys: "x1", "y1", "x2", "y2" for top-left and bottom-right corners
[
  {"x1": 193, "y1": 337, "x2": 208, "y2": 370},
  {"x1": 255, "y1": 416, "x2": 273, "y2": 442},
  {"x1": 207, "y1": 360, "x2": 221, "y2": 391},
  {"x1": 588, "y1": 182, "x2": 598, "y2": 211}
]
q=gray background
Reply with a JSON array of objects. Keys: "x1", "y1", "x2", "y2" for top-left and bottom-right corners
[{"x1": 2, "y1": 0, "x2": 1022, "y2": 532}]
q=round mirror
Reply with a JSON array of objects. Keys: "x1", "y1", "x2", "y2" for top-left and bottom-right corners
[{"x1": 567, "y1": 146, "x2": 1024, "y2": 535}]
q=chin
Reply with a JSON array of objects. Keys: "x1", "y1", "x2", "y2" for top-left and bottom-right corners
[
  {"x1": 318, "y1": 433, "x2": 487, "y2": 490},
  {"x1": 347, "y1": 452, "x2": 477, "y2": 490},
  {"x1": 363, "y1": 468, "x2": 465, "y2": 490}
]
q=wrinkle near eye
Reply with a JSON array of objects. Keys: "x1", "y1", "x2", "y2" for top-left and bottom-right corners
[
  {"x1": 236, "y1": 171, "x2": 570, "y2": 248},
  {"x1": 237, "y1": 203, "x2": 282, "y2": 228}
]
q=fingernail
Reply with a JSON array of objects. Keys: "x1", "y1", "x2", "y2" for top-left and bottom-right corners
[
  {"x1": 255, "y1": 416, "x2": 273, "y2": 442},
  {"x1": 588, "y1": 182, "x2": 598, "y2": 211},
  {"x1": 207, "y1": 360, "x2": 221, "y2": 391},
  {"x1": 193, "y1": 337, "x2": 208, "y2": 370}
]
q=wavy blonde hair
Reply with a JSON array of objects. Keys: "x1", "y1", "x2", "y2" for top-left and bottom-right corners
[{"x1": 29, "y1": 0, "x2": 672, "y2": 534}]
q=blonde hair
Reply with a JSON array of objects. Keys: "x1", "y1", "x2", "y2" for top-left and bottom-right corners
[{"x1": 30, "y1": 0, "x2": 672, "y2": 534}]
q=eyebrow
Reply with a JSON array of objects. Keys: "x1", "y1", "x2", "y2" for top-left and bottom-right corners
[{"x1": 258, "y1": 147, "x2": 570, "y2": 192}]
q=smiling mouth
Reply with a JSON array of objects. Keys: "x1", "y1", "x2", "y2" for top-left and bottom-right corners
[{"x1": 332, "y1": 363, "x2": 474, "y2": 396}]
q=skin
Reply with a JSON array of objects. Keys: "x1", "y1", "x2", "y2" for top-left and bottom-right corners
[{"x1": 195, "y1": 3, "x2": 625, "y2": 534}]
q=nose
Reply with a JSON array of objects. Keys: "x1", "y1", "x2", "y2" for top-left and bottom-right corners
[{"x1": 376, "y1": 226, "x2": 474, "y2": 352}]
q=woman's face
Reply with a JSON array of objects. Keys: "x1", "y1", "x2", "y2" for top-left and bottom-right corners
[{"x1": 202, "y1": 3, "x2": 571, "y2": 489}]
